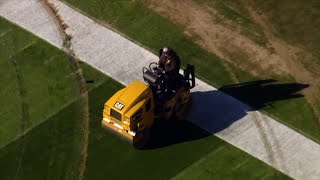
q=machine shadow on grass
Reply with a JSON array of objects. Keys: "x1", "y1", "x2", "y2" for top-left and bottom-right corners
[
  {"x1": 144, "y1": 120, "x2": 211, "y2": 149},
  {"x1": 144, "y1": 79, "x2": 309, "y2": 149},
  {"x1": 218, "y1": 79, "x2": 309, "y2": 110}
]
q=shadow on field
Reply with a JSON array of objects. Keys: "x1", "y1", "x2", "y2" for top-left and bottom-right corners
[
  {"x1": 144, "y1": 120, "x2": 211, "y2": 149},
  {"x1": 219, "y1": 79, "x2": 309, "y2": 110},
  {"x1": 144, "y1": 79, "x2": 309, "y2": 149},
  {"x1": 189, "y1": 79, "x2": 309, "y2": 134}
]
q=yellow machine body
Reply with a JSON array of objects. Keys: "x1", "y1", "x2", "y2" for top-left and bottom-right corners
[
  {"x1": 101, "y1": 63, "x2": 195, "y2": 148},
  {"x1": 102, "y1": 80, "x2": 154, "y2": 143}
]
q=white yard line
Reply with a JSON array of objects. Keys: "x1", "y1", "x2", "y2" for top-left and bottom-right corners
[{"x1": 1, "y1": 0, "x2": 320, "y2": 179}]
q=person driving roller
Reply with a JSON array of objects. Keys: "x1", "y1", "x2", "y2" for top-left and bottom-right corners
[
  {"x1": 158, "y1": 46, "x2": 181, "y2": 92},
  {"x1": 158, "y1": 46, "x2": 181, "y2": 75}
]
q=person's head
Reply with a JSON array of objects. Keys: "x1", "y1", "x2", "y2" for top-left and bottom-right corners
[
  {"x1": 162, "y1": 47, "x2": 172, "y2": 59},
  {"x1": 163, "y1": 46, "x2": 173, "y2": 55},
  {"x1": 163, "y1": 47, "x2": 169, "y2": 53}
]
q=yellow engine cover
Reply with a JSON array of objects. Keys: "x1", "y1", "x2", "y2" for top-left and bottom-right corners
[{"x1": 102, "y1": 80, "x2": 154, "y2": 140}]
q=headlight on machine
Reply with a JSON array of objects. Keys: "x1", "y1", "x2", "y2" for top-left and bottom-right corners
[
  {"x1": 123, "y1": 116, "x2": 130, "y2": 125},
  {"x1": 104, "y1": 105, "x2": 109, "y2": 110}
]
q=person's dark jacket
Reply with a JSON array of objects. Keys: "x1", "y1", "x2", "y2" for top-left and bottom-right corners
[{"x1": 158, "y1": 48, "x2": 181, "y2": 74}]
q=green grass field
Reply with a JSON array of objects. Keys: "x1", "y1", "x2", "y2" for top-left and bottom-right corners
[
  {"x1": 197, "y1": 0, "x2": 269, "y2": 48},
  {"x1": 0, "y1": 16, "x2": 111, "y2": 148},
  {"x1": 189, "y1": 0, "x2": 320, "y2": 141},
  {"x1": 252, "y1": 0, "x2": 320, "y2": 54},
  {"x1": 0, "y1": 17, "x2": 290, "y2": 179},
  {"x1": 0, "y1": 17, "x2": 79, "y2": 147},
  {"x1": 62, "y1": 0, "x2": 320, "y2": 142},
  {"x1": 0, "y1": 80, "x2": 289, "y2": 180}
]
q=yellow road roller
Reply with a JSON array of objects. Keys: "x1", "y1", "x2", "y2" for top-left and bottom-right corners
[{"x1": 101, "y1": 62, "x2": 195, "y2": 149}]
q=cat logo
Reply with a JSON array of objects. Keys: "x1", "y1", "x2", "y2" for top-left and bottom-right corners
[{"x1": 114, "y1": 101, "x2": 125, "y2": 110}]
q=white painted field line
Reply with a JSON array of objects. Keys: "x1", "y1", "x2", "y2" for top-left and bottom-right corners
[{"x1": 1, "y1": 0, "x2": 320, "y2": 179}]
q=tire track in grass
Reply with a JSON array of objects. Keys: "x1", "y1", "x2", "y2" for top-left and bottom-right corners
[
  {"x1": 251, "y1": 111, "x2": 278, "y2": 168},
  {"x1": 3, "y1": 1, "x2": 320, "y2": 178},
  {"x1": 222, "y1": 66, "x2": 282, "y2": 171},
  {"x1": 0, "y1": 29, "x2": 12, "y2": 38},
  {"x1": 42, "y1": 1, "x2": 89, "y2": 179},
  {"x1": 221, "y1": 47, "x2": 286, "y2": 172},
  {"x1": 211, "y1": 53, "x2": 282, "y2": 168},
  {"x1": 199, "y1": 64, "x2": 281, "y2": 172},
  {"x1": 220, "y1": 60, "x2": 239, "y2": 84},
  {"x1": 218, "y1": 63, "x2": 280, "y2": 170},
  {"x1": 261, "y1": 113, "x2": 288, "y2": 173},
  {"x1": 245, "y1": 2, "x2": 320, "y2": 127},
  {"x1": 1, "y1": 39, "x2": 30, "y2": 179},
  {"x1": 11, "y1": 54, "x2": 28, "y2": 179}
]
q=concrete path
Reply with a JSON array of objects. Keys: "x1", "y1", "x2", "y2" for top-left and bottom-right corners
[{"x1": 1, "y1": 0, "x2": 320, "y2": 179}]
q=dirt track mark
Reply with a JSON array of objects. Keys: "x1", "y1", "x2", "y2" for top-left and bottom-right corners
[
  {"x1": 250, "y1": 111, "x2": 288, "y2": 172},
  {"x1": 143, "y1": 0, "x2": 320, "y2": 129},
  {"x1": 251, "y1": 111, "x2": 277, "y2": 168},
  {"x1": 11, "y1": 53, "x2": 29, "y2": 179},
  {"x1": 2, "y1": 41, "x2": 30, "y2": 179},
  {"x1": 0, "y1": 29, "x2": 12, "y2": 38},
  {"x1": 245, "y1": 4, "x2": 320, "y2": 126},
  {"x1": 42, "y1": 1, "x2": 89, "y2": 179},
  {"x1": 261, "y1": 113, "x2": 288, "y2": 172},
  {"x1": 220, "y1": 61, "x2": 239, "y2": 84},
  {"x1": 142, "y1": 0, "x2": 289, "y2": 77},
  {"x1": 2, "y1": 0, "x2": 320, "y2": 178},
  {"x1": 3, "y1": 45, "x2": 30, "y2": 137}
]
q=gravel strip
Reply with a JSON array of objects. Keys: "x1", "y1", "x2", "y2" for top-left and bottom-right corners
[{"x1": 1, "y1": 0, "x2": 320, "y2": 179}]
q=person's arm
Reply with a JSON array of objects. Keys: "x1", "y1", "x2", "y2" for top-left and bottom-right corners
[
  {"x1": 166, "y1": 59, "x2": 176, "y2": 72},
  {"x1": 175, "y1": 55, "x2": 181, "y2": 72},
  {"x1": 158, "y1": 54, "x2": 166, "y2": 69}
]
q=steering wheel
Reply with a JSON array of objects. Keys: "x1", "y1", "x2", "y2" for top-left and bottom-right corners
[{"x1": 149, "y1": 62, "x2": 158, "y2": 71}]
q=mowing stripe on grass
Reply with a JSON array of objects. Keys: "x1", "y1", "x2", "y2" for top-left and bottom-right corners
[
  {"x1": 1, "y1": 0, "x2": 320, "y2": 179},
  {"x1": 4, "y1": 41, "x2": 30, "y2": 180},
  {"x1": 41, "y1": 1, "x2": 89, "y2": 178},
  {"x1": 0, "y1": 75, "x2": 287, "y2": 179},
  {"x1": 0, "y1": 74, "x2": 108, "y2": 150},
  {"x1": 172, "y1": 145, "x2": 226, "y2": 179},
  {"x1": 0, "y1": 16, "x2": 81, "y2": 148}
]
